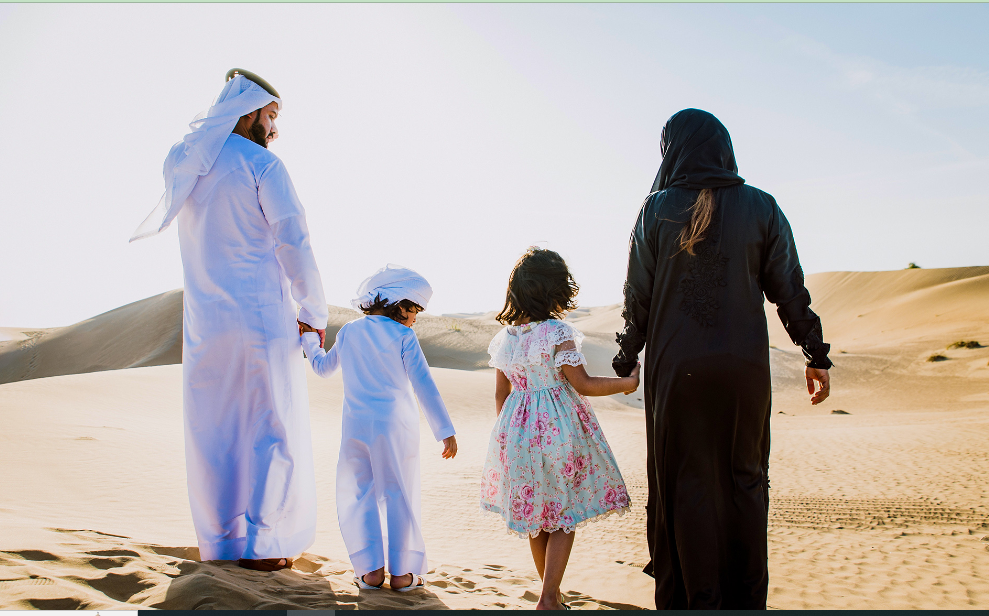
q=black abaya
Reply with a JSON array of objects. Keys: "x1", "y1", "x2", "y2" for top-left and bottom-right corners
[{"x1": 613, "y1": 109, "x2": 832, "y2": 609}]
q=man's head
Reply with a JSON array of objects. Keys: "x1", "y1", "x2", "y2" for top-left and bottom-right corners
[{"x1": 234, "y1": 101, "x2": 279, "y2": 148}]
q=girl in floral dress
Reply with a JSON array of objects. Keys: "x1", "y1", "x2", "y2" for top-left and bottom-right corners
[{"x1": 480, "y1": 247, "x2": 640, "y2": 610}]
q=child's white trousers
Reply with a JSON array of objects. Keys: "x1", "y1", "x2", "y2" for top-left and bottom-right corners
[{"x1": 337, "y1": 412, "x2": 426, "y2": 577}]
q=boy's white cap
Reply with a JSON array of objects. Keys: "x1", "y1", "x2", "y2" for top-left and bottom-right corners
[{"x1": 352, "y1": 264, "x2": 433, "y2": 311}]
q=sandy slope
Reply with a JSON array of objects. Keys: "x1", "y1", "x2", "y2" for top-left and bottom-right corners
[
  {"x1": 0, "y1": 366, "x2": 651, "y2": 610},
  {"x1": 2, "y1": 266, "x2": 988, "y2": 609},
  {"x1": 0, "y1": 328, "x2": 30, "y2": 343},
  {"x1": 0, "y1": 291, "x2": 183, "y2": 386}
]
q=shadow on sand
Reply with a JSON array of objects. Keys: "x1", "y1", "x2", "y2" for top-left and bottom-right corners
[
  {"x1": 0, "y1": 529, "x2": 449, "y2": 610},
  {"x1": 150, "y1": 547, "x2": 452, "y2": 610}
]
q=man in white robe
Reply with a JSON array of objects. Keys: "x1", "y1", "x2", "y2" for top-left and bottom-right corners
[{"x1": 131, "y1": 70, "x2": 328, "y2": 569}]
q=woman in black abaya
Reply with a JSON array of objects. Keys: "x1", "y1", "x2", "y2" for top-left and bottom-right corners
[{"x1": 613, "y1": 109, "x2": 833, "y2": 609}]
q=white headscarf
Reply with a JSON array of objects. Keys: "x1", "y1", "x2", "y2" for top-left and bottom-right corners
[
  {"x1": 129, "y1": 75, "x2": 281, "y2": 242},
  {"x1": 352, "y1": 264, "x2": 433, "y2": 312}
]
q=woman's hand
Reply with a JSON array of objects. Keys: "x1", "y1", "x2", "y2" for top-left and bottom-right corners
[
  {"x1": 623, "y1": 363, "x2": 641, "y2": 395},
  {"x1": 441, "y1": 435, "x2": 458, "y2": 459},
  {"x1": 806, "y1": 367, "x2": 830, "y2": 405}
]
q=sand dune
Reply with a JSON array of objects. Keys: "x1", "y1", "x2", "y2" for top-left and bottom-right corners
[
  {"x1": 0, "y1": 290, "x2": 638, "y2": 405},
  {"x1": 0, "y1": 290, "x2": 183, "y2": 386},
  {"x1": 767, "y1": 267, "x2": 989, "y2": 414},
  {"x1": 2, "y1": 266, "x2": 988, "y2": 609},
  {"x1": 767, "y1": 266, "x2": 989, "y2": 352},
  {"x1": 0, "y1": 327, "x2": 31, "y2": 343}
]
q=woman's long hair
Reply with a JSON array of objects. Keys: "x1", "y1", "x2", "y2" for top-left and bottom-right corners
[{"x1": 678, "y1": 188, "x2": 715, "y2": 255}]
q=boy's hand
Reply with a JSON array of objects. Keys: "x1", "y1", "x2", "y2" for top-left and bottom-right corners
[
  {"x1": 441, "y1": 435, "x2": 458, "y2": 459},
  {"x1": 623, "y1": 363, "x2": 641, "y2": 395},
  {"x1": 298, "y1": 320, "x2": 326, "y2": 346}
]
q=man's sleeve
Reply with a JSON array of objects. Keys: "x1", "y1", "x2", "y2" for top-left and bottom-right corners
[{"x1": 258, "y1": 159, "x2": 329, "y2": 329}]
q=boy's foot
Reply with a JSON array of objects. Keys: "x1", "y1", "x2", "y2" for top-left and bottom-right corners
[
  {"x1": 354, "y1": 573, "x2": 385, "y2": 589},
  {"x1": 237, "y1": 558, "x2": 294, "y2": 572},
  {"x1": 390, "y1": 572, "x2": 426, "y2": 591}
]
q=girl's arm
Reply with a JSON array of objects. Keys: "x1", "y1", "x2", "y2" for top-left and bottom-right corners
[
  {"x1": 559, "y1": 337, "x2": 640, "y2": 396},
  {"x1": 495, "y1": 369, "x2": 512, "y2": 414},
  {"x1": 301, "y1": 331, "x2": 340, "y2": 378}
]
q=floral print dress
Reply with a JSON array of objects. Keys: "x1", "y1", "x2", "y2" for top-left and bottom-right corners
[{"x1": 480, "y1": 319, "x2": 630, "y2": 537}]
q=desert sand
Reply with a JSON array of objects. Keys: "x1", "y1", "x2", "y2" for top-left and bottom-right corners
[{"x1": 1, "y1": 266, "x2": 988, "y2": 609}]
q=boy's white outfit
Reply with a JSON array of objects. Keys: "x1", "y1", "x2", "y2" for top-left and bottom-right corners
[{"x1": 301, "y1": 265, "x2": 454, "y2": 577}]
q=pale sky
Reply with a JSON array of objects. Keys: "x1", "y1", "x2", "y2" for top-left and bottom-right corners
[{"x1": 1, "y1": 3, "x2": 987, "y2": 327}]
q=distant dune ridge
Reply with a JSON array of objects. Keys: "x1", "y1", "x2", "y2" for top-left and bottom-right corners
[
  {"x1": 0, "y1": 289, "x2": 183, "y2": 385},
  {"x1": 2, "y1": 266, "x2": 988, "y2": 609},
  {"x1": 0, "y1": 289, "x2": 631, "y2": 387},
  {"x1": 3, "y1": 266, "x2": 987, "y2": 388},
  {"x1": 766, "y1": 266, "x2": 989, "y2": 352}
]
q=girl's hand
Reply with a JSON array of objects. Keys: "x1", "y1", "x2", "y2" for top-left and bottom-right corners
[
  {"x1": 441, "y1": 435, "x2": 458, "y2": 459},
  {"x1": 623, "y1": 363, "x2": 641, "y2": 395}
]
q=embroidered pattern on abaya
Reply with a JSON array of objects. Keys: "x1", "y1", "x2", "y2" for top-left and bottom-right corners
[{"x1": 677, "y1": 235, "x2": 729, "y2": 327}]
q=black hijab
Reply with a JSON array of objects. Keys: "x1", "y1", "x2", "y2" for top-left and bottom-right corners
[{"x1": 651, "y1": 109, "x2": 745, "y2": 193}]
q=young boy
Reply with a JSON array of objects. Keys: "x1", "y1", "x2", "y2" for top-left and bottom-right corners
[{"x1": 300, "y1": 264, "x2": 457, "y2": 591}]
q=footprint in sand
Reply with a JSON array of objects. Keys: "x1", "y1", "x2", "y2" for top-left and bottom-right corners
[
  {"x1": 88, "y1": 557, "x2": 132, "y2": 570},
  {"x1": 27, "y1": 597, "x2": 85, "y2": 610},
  {"x1": 3, "y1": 550, "x2": 58, "y2": 561},
  {"x1": 86, "y1": 549, "x2": 140, "y2": 557},
  {"x1": 87, "y1": 571, "x2": 157, "y2": 603}
]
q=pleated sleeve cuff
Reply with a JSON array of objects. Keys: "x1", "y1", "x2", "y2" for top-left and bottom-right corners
[
  {"x1": 298, "y1": 306, "x2": 327, "y2": 330},
  {"x1": 432, "y1": 425, "x2": 456, "y2": 441}
]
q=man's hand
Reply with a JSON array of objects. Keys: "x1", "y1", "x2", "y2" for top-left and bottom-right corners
[
  {"x1": 441, "y1": 435, "x2": 458, "y2": 459},
  {"x1": 806, "y1": 367, "x2": 830, "y2": 405},
  {"x1": 298, "y1": 320, "x2": 326, "y2": 347}
]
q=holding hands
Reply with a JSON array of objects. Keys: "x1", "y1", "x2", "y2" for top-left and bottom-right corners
[
  {"x1": 298, "y1": 320, "x2": 326, "y2": 347},
  {"x1": 623, "y1": 363, "x2": 641, "y2": 395}
]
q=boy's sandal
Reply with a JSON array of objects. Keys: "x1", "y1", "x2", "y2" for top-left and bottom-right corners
[
  {"x1": 354, "y1": 574, "x2": 385, "y2": 590},
  {"x1": 237, "y1": 558, "x2": 294, "y2": 571},
  {"x1": 393, "y1": 573, "x2": 426, "y2": 592}
]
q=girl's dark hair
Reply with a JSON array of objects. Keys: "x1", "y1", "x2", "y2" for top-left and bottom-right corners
[
  {"x1": 496, "y1": 247, "x2": 578, "y2": 326},
  {"x1": 359, "y1": 294, "x2": 423, "y2": 323}
]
